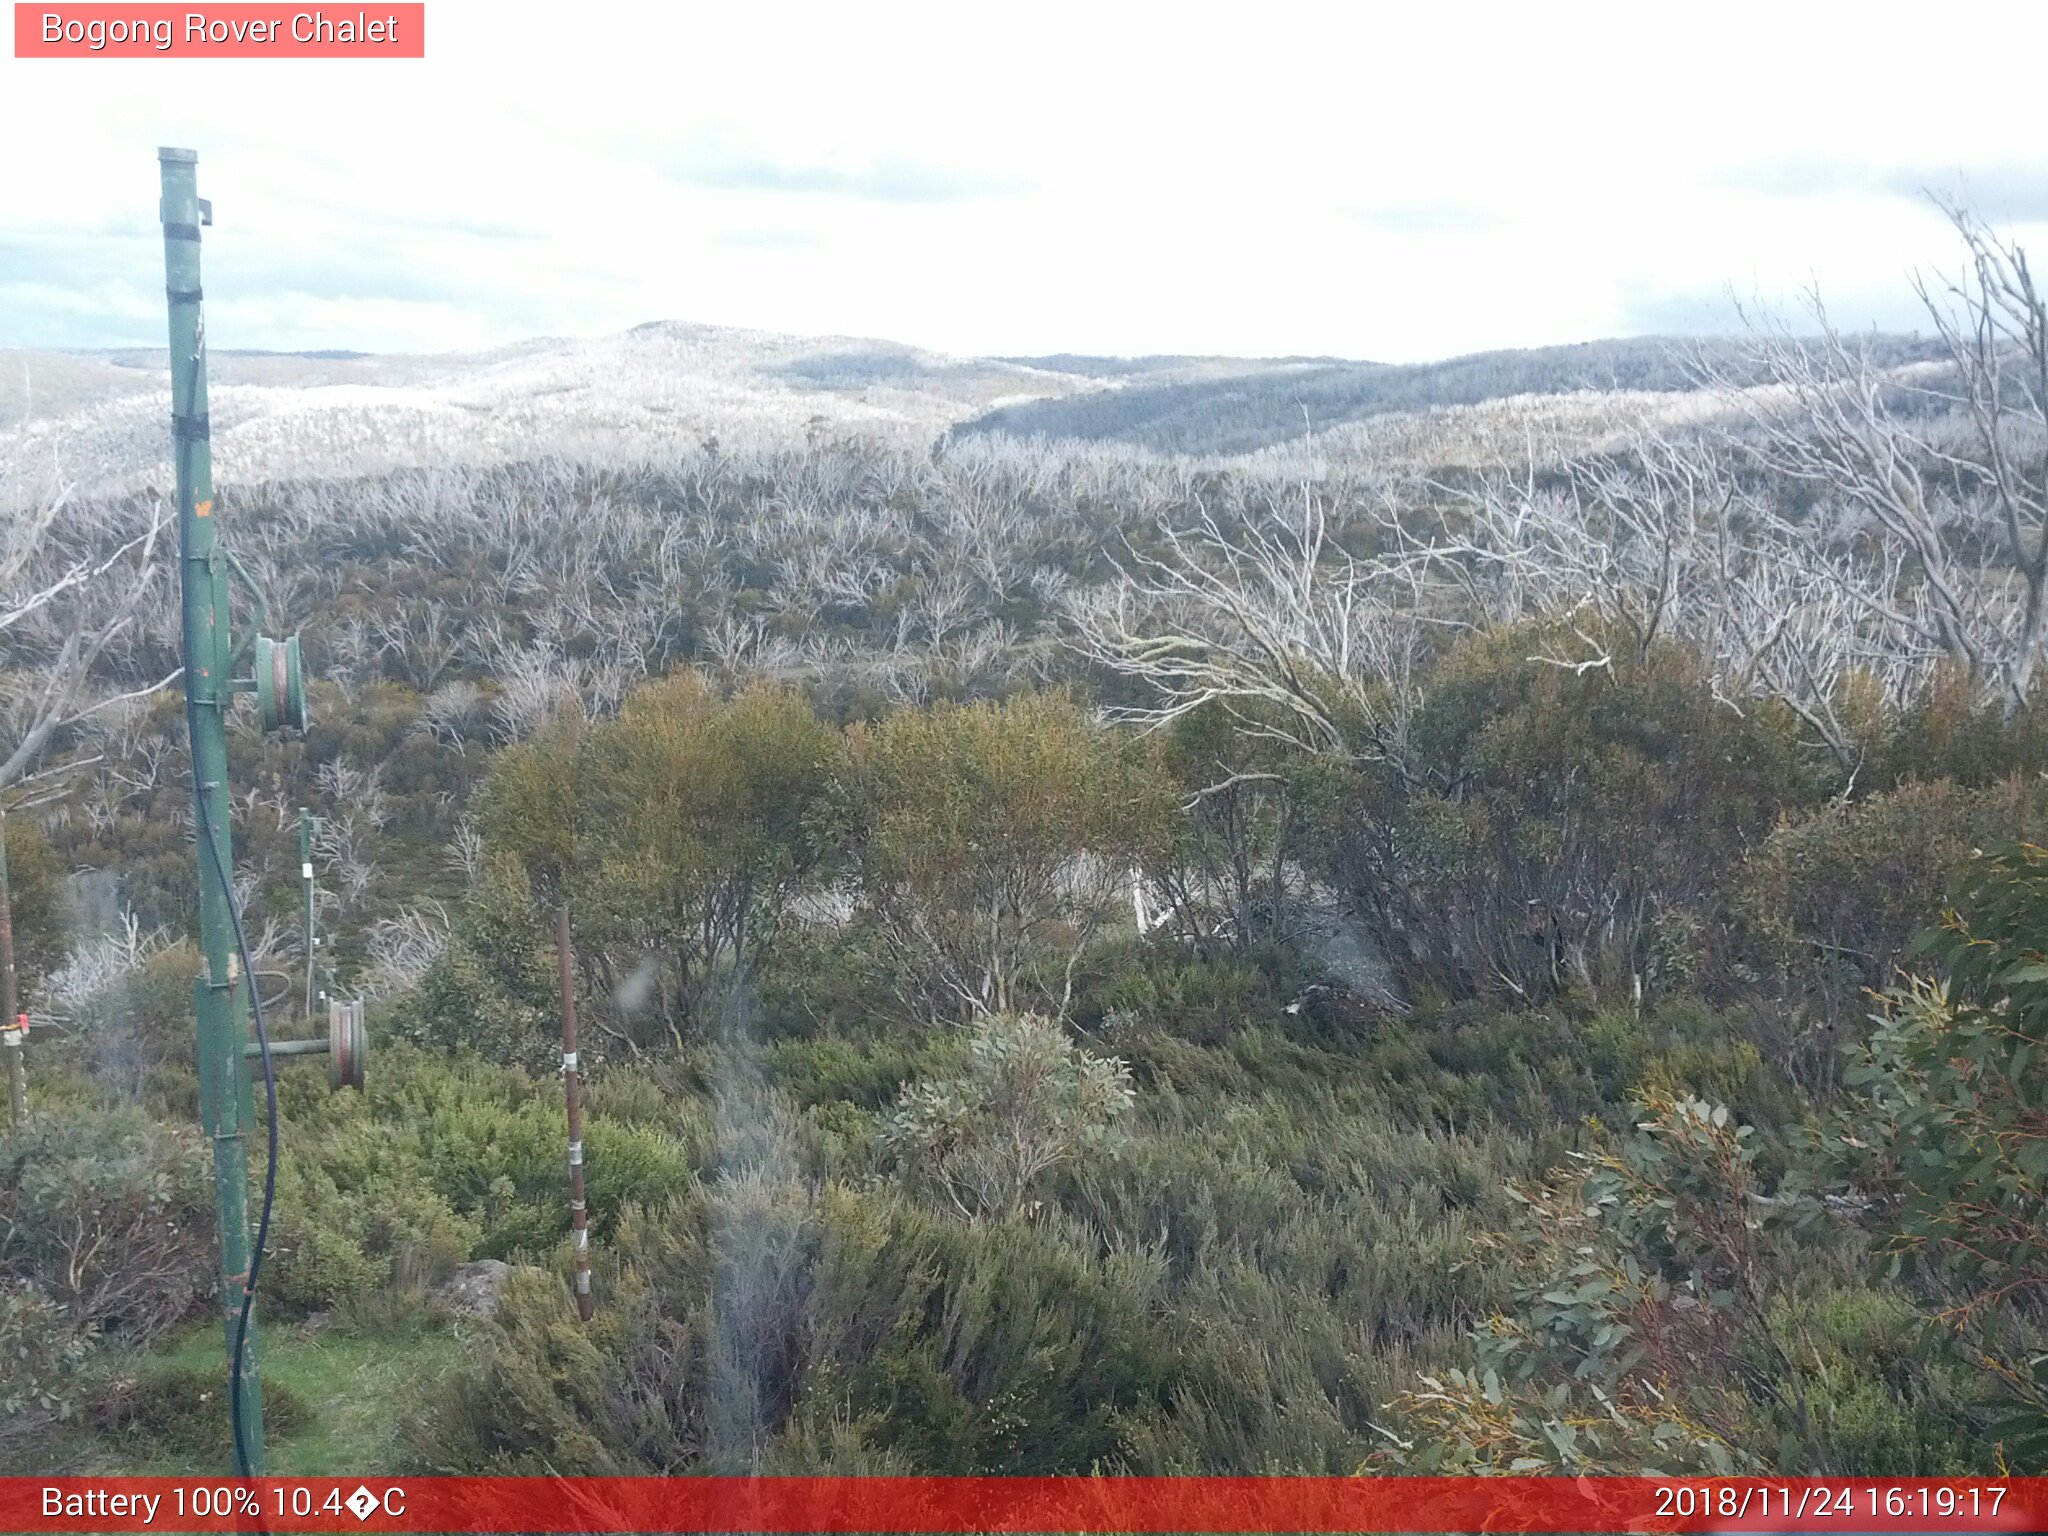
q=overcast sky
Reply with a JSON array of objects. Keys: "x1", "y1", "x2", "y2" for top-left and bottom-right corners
[{"x1": 6, "y1": 2, "x2": 2048, "y2": 362}]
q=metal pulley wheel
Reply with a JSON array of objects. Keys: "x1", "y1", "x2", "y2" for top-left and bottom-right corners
[
  {"x1": 255, "y1": 633, "x2": 308, "y2": 733},
  {"x1": 327, "y1": 998, "x2": 366, "y2": 1090}
]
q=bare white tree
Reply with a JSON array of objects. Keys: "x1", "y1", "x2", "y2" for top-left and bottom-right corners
[
  {"x1": 362, "y1": 901, "x2": 451, "y2": 999},
  {"x1": 1705, "y1": 205, "x2": 2048, "y2": 719},
  {"x1": 1070, "y1": 478, "x2": 1425, "y2": 763},
  {"x1": 488, "y1": 642, "x2": 583, "y2": 744},
  {"x1": 1419, "y1": 432, "x2": 1886, "y2": 765},
  {"x1": 413, "y1": 679, "x2": 485, "y2": 753},
  {"x1": 443, "y1": 818, "x2": 485, "y2": 882},
  {"x1": 0, "y1": 469, "x2": 175, "y2": 796}
]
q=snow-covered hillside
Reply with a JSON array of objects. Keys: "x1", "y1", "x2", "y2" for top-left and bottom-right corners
[
  {"x1": 0, "y1": 322, "x2": 1110, "y2": 498},
  {"x1": 0, "y1": 320, "x2": 1803, "y2": 507}
]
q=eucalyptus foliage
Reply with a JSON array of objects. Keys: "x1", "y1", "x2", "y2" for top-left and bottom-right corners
[{"x1": 880, "y1": 1012, "x2": 1133, "y2": 1221}]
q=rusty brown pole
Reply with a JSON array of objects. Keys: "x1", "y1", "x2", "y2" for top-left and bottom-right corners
[
  {"x1": 0, "y1": 805, "x2": 23, "y2": 1126},
  {"x1": 1, "y1": 1020, "x2": 22, "y2": 1127},
  {"x1": 555, "y1": 902, "x2": 595, "y2": 1320}
]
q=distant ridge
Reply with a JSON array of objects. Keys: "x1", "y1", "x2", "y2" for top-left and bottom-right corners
[
  {"x1": 994, "y1": 353, "x2": 1362, "y2": 379},
  {"x1": 954, "y1": 334, "x2": 1946, "y2": 455},
  {"x1": 75, "y1": 346, "x2": 374, "y2": 363},
  {"x1": 3, "y1": 322, "x2": 1951, "y2": 495}
]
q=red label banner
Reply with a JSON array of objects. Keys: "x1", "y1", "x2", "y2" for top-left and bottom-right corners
[
  {"x1": 13, "y1": 4, "x2": 424, "y2": 57},
  {"x1": 2, "y1": 1477, "x2": 2043, "y2": 1534}
]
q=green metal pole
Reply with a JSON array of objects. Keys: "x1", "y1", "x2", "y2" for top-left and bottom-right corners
[{"x1": 160, "y1": 146, "x2": 265, "y2": 1472}]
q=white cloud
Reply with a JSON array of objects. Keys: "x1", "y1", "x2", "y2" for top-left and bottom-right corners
[{"x1": 4, "y1": 0, "x2": 2047, "y2": 359}]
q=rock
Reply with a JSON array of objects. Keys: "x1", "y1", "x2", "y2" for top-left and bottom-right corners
[
  {"x1": 1297, "y1": 895, "x2": 1407, "y2": 1012},
  {"x1": 65, "y1": 870, "x2": 127, "y2": 938},
  {"x1": 437, "y1": 1259, "x2": 514, "y2": 1319}
]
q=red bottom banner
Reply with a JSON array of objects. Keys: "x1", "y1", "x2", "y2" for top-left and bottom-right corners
[{"x1": 4, "y1": 1477, "x2": 2043, "y2": 1535}]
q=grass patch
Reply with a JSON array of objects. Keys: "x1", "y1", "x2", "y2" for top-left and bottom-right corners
[{"x1": 81, "y1": 1315, "x2": 465, "y2": 1475}]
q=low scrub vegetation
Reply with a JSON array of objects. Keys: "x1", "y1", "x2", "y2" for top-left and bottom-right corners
[{"x1": 11, "y1": 639, "x2": 2046, "y2": 1474}]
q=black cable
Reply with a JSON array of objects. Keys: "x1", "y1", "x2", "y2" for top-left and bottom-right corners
[{"x1": 195, "y1": 791, "x2": 279, "y2": 1482}]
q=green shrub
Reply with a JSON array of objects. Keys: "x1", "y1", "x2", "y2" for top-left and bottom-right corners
[
  {"x1": 579, "y1": 1064, "x2": 680, "y2": 1125},
  {"x1": 850, "y1": 689, "x2": 1173, "y2": 1018},
  {"x1": 1742, "y1": 776, "x2": 2048, "y2": 1003},
  {"x1": 1630, "y1": 997, "x2": 1802, "y2": 1144},
  {"x1": 3, "y1": 813, "x2": 67, "y2": 997},
  {"x1": 1376, "y1": 1094, "x2": 1800, "y2": 1474},
  {"x1": 414, "y1": 1095, "x2": 693, "y2": 1259},
  {"x1": 1817, "y1": 841, "x2": 2048, "y2": 1461},
  {"x1": 880, "y1": 1012, "x2": 1133, "y2": 1222},
  {"x1": 763, "y1": 1034, "x2": 943, "y2": 1112},
  {"x1": 263, "y1": 1044, "x2": 691, "y2": 1308},
  {"x1": 477, "y1": 676, "x2": 848, "y2": 1049},
  {"x1": 1330, "y1": 620, "x2": 1809, "y2": 1008},
  {"x1": 40, "y1": 941, "x2": 204, "y2": 1107},
  {"x1": 1863, "y1": 667, "x2": 2048, "y2": 790},
  {"x1": 394, "y1": 853, "x2": 558, "y2": 1070},
  {"x1": 1760, "y1": 1285, "x2": 1992, "y2": 1474},
  {"x1": 0, "y1": 1282, "x2": 94, "y2": 1451},
  {"x1": 1085, "y1": 950, "x2": 1282, "y2": 1047},
  {"x1": 265, "y1": 1125, "x2": 479, "y2": 1320},
  {"x1": 0, "y1": 1107, "x2": 211, "y2": 1343},
  {"x1": 413, "y1": 1179, "x2": 1178, "y2": 1475}
]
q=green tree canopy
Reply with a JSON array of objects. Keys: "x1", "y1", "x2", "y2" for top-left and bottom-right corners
[{"x1": 851, "y1": 690, "x2": 1172, "y2": 1018}]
